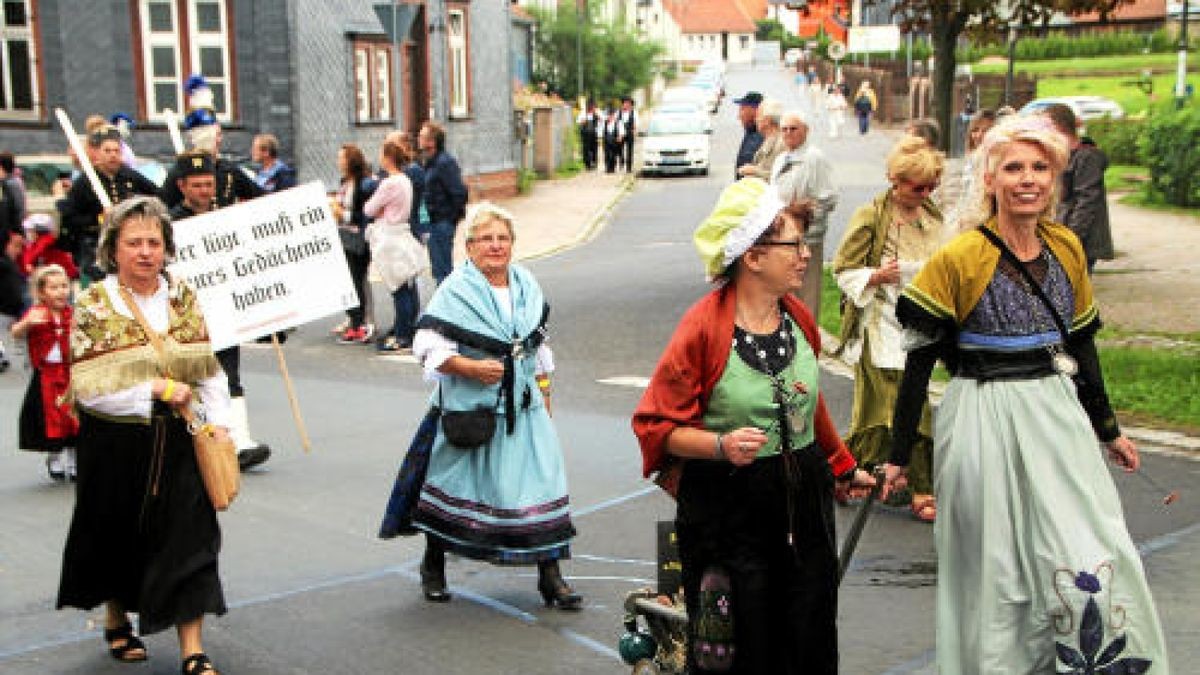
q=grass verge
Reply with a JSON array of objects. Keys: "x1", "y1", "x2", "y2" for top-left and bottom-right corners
[
  {"x1": 1104, "y1": 164, "x2": 1148, "y2": 193},
  {"x1": 1035, "y1": 73, "x2": 1192, "y2": 117},
  {"x1": 971, "y1": 53, "x2": 1181, "y2": 77}
]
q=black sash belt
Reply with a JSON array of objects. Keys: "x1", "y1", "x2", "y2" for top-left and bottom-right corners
[{"x1": 956, "y1": 349, "x2": 1057, "y2": 382}]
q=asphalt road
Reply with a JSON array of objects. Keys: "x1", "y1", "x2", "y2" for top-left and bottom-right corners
[{"x1": 1, "y1": 64, "x2": 1197, "y2": 675}]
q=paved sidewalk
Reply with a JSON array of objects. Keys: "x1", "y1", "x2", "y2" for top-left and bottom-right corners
[
  {"x1": 450, "y1": 170, "x2": 635, "y2": 265},
  {"x1": 1093, "y1": 197, "x2": 1200, "y2": 334}
]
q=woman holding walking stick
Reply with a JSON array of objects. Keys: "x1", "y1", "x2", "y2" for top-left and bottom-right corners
[
  {"x1": 633, "y1": 178, "x2": 873, "y2": 674},
  {"x1": 880, "y1": 116, "x2": 1169, "y2": 673}
]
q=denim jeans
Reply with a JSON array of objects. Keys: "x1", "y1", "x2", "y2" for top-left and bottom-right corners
[
  {"x1": 428, "y1": 220, "x2": 455, "y2": 285},
  {"x1": 391, "y1": 280, "x2": 419, "y2": 343}
]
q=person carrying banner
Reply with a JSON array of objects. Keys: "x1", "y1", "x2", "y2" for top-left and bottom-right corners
[{"x1": 168, "y1": 150, "x2": 271, "y2": 471}]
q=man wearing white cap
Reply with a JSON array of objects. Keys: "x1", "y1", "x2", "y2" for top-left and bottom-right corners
[{"x1": 771, "y1": 110, "x2": 838, "y2": 318}]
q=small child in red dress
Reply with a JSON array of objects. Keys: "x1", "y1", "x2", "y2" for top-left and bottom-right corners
[{"x1": 11, "y1": 264, "x2": 79, "y2": 481}]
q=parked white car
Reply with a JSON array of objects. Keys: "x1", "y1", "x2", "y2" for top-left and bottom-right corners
[
  {"x1": 1020, "y1": 96, "x2": 1125, "y2": 122},
  {"x1": 650, "y1": 102, "x2": 712, "y2": 133},
  {"x1": 640, "y1": 114, "x2": 711, "y2": 176},
  {"x1": 687, "y1": 78, "x2": 721, "y2": 112}
]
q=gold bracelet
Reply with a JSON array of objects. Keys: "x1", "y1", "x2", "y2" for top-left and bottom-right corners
[{"x1": 161, "y1": 379, "x2": 176, "y2": 402}]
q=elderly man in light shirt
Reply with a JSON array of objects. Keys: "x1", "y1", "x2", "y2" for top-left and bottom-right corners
[
  {"x1": 737, "y1": 99, "x2": 787, "y2": 180},
  {"x1": 770, "y1": 109, "x2": 838, "y2": 317}
]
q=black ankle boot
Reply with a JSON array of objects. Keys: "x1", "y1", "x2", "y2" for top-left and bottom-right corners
[
  {"x1": 420, "y1": 541, "x2": 451, "y2": 602},
  {"x1": 536, "y1": 560, "x2": 582, "y2": 610}
]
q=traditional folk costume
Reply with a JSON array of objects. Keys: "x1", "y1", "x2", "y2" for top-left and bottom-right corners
[
  {"x1": 889, "y1": 220, "x2": 1169, "y2": 673},
  {"x1": 400, "y1": 260, "x2": 575, "y2": 564},
  {"x1": 832, "y1": 191, "x2": 942, "y2": 494},
  {"x1": 17, "y1": 304, "x2": 79, "y2": 453},
  {"x1": 633, "y1": 179, "x2": 857, "y2": 674},
  {"x1": 57, "y1": 275, "x2": 231, "y2": 635}
]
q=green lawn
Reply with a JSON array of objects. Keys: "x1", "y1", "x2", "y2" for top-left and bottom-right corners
[
  {"x1": 1036, "y1": 73, "x2": 1193, "y2": 116},
  {"x1": 1104, "y1": 164, "x2": 1149, "y2": 192},
  {"x1": 971, "y1": 52, "x2": 1183, "y2": 77}
]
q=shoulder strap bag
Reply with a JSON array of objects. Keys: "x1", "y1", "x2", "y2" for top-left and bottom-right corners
[{"x1": 117, "y1": 285, "x2": 239, "y2": 510}]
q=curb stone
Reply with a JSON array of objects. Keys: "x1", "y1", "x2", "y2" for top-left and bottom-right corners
[{"x1": 519, "y1": 174, "x2": 637, "y2": 262}]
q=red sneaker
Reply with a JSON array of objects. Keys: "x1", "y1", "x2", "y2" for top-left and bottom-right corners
[{"x1": 337, "y1": 326, "x2": 365, "y2": 344}]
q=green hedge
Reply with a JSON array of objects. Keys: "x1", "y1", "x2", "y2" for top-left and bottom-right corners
[
  {"x1": 1087, "y1": 118, "x2": 1144, "y2": 166},
  {"x1": 1140, "y1": 103, "x2": 1200, "y2": 208},
  {"x1": 958, "y1": 29, "x2": 1182, "y2": 62}
]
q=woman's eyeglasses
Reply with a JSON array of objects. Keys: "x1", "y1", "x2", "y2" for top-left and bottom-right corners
[
  {"x1": 900, "y1": 180, "x2": 939, "y2": 195},
  {"x1": 757, "y1": 239, "x2": 809, "y2": 255}
]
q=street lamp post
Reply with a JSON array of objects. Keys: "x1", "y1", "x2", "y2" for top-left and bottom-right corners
[
  {"x1": 1004, "y1": 25, "x2": 1018, "y2": 106},
  {"x1": 1176, "y1": 0, "x2": 1191, "y2": 108},
  {"x1": 577, "y1": 1, "x2": 585, "y2": 99}
]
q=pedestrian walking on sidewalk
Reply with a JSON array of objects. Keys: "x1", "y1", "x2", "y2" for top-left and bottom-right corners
[
  {"x1": 57, "y1": 196, "x2": 233, "y2": 675},
  {"x1": 1045, "y1": 103, "x2": 1114, "y2": 273},
  {"x1": 881, "y1": 116, "x2": 1169, "y2": 673},
  {"x1": 576, "y1": 101, "x2": 600, "y2": 170},
  {"x1": 633, "y1": 179, "x2": 873, "y2": 675},
  {"x1": 825, "y1": 86, "x2": 847, "y2": 139},
  {"x1": 832, "y1": 136, "x2": 944, "y2": 521},
  {"x1": 332, "y1": 144, "x2": 378, "y2": 344},
  {"x1": 602, "y1": 108, "x2": 624, "y2": 174},
  {"x1": 771, "y1": 110, "x2": 838, "y2": 319},
  {"x1": 619, "y1": 97, "x2": 639, "y2": 173},
  {"x1": 401, "y1": 203, "x2": 581, "y2": 610},
  {"x1": 853, "y1": 82, "x2": 877, "y2": 135},
  {"x1": 12, "y1": 264, "x2": 79, "y2": 481},
  {"x1": 365, "y1": 140, "x2": 426, "y2": 352},
  {"x1": 419, "y1": 121, "x2": 468, "y2": 285}
]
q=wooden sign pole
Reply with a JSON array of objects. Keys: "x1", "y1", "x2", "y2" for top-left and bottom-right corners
[
  {"x1": 271, "y1": 334, "x2": 312, "y2": 453},
  {"x1": 54, "y1": 108, "x2": 112, "y2": 210}
]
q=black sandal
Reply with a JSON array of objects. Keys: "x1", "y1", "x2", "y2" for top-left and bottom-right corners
[
  {"x1": 103, "y1": 623, "x2": 148, "y2": 662},
  {"x1": 182, "y1": 652, "x2": 218, "y2": 674}
]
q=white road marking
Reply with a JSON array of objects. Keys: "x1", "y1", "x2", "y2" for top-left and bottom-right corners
[{"x1": 597, "y1": 376, "x2": 651, "y2": 388}]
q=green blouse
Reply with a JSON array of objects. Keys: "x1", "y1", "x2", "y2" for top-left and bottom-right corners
[{"x1": 702, "y1": 318, "x2": 820, "y2": 458}]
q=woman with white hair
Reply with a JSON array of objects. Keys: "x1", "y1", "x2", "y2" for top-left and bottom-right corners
[
  {"x1": 389, "y1": 202, "x2": 581, "y2": 610},
  {"x1": 881, "y1": 116, "x2": 1169, "y2": 672}
]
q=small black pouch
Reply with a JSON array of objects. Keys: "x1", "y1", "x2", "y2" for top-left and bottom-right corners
[{"x1": 438, "y1": 385, "x2": 500, "y2": 449}]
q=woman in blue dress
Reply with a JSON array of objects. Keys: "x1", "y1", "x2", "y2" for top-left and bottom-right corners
[{"x1": 406, "y1": 202, "x2": 581, "y2": 609}]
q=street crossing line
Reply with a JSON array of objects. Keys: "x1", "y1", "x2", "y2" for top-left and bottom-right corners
[{"x1": 596, "y1": 375, "x2": 650, "y2": 389}]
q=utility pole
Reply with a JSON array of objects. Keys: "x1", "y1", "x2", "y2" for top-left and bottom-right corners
[
  {"x1": 1004, "y1": 24, "x2": 1018, "y2": 106},
  {"x1": 577, "y1": 0, "x2": 586, "y2": 99},
  {"x1": 1177, "y1": 0, "x2": 1191, "y2": 108}
]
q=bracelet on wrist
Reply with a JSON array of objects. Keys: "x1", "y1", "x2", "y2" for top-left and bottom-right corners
[
  {"x1": 713, "y1": 433, "x2": 725, "y2": 461},
  {"x1": 160, "y1": 379, "x2": 176, "y2": 402}
]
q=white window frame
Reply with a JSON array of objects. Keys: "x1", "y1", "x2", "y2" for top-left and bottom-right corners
[
  {"x1": 138, "y1": 0, "x2": 184, "y2": 123},
  {"x1": 136, "y1": 0, "x2": 233, "y2": 123},
  {"x1": 0, "y1": 0, "x2": 39, "y2": 119},
  {"x1": 351, "y1": 38, "x2": 394, "y2": 124},
  {"x1": 447, "y1": 8, "x2": 468, "y2": 118},
  {"x1": 186, "y1": 0, "x2": 232, "y2": 121}
]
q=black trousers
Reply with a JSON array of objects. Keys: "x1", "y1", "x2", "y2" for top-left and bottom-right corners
[
  {"x1": 215, "y1": 346, "x2": 242, "y2": 397},
  {"x1": 622, "y1": 134, "x2": 635, "y2": 172},
  {"x1": 344, "y1": 249, "x2": 372, "y2": 327},
  {"x1": 604, "y1": 140, "x2": 620, "y2": 173},
  {"x1": 676, "y1": 449, "x2": 839, "y2": 675},
  {"x1": 580, "y1": 131, "x2": 597, "y2": 168}
]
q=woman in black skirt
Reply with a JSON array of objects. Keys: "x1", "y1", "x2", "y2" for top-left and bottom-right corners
[{"x1": 57, "y1": 196, "x2": 232, "y2": 675}]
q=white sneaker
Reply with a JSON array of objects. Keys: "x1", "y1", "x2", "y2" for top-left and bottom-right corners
[
  {"x1": 62, "y1": 448, "x2": 78, "y2": 481},
  {"x1": 46, "y1": 452, "x2": 66, "y2": 482}
]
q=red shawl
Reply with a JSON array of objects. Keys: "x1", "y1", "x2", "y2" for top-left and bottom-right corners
[{"x1": 632, "y1": 283, "x2": 855, "y2": 482}]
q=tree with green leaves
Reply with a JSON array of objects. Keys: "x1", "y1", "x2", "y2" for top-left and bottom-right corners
[
  {"x1": 529, "y1": 1, "x2": 664, "y2": 105},
  {"x1": 873, "y1": 0, "x2": 1133, "y2": 150}
]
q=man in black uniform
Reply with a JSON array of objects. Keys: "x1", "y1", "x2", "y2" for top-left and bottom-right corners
[
  {"x1": 57, "y1": 125, "x2": 158, "y2": 281},
  {"x1": 167, "y1": 144, "x2": 271, "y2": 471},
  {"x1": 159, "y1": 117, "x2": 261, "y2": 210}
]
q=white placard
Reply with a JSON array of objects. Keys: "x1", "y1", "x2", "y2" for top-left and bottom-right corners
[
  {"x1": 848, "y1": 25, "x2": 901, "y2": 54},
  {"x1": 168, "y1": 181, "x2": 358, "y2": 350}
]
